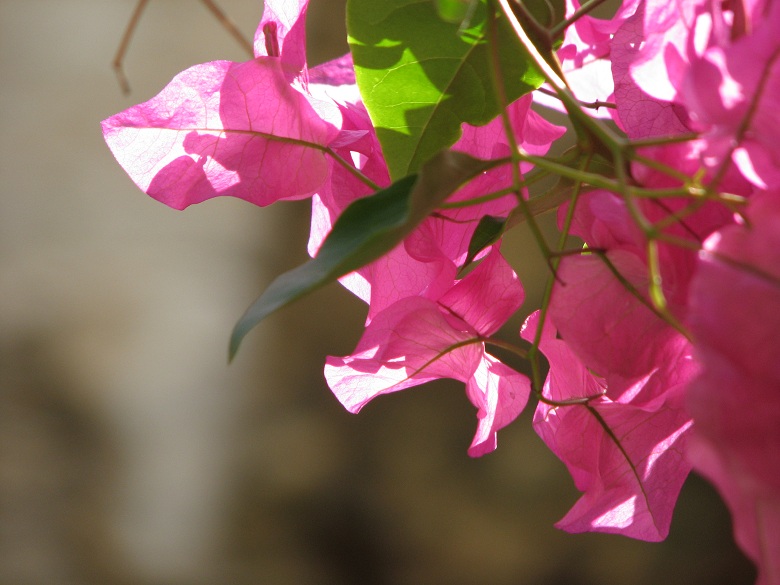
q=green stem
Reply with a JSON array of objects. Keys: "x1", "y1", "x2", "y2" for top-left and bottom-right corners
[
  {"x1": 486, "y1": 5, "x2": 553, "y2": 262},
  {"x1": 631, "y1": 152, "x2": 696, "y2": 184},
  {"x1": 485, "y1": 337, "x2": 529, "y2": 359},
  {"x1": 528, "y1": 154, "x2": 589, "y2": 396},
  {"x1": 438, "y1": 159, "x2": 560, "y2": 209},
  {"x1": 516, "y1": 150, "x2": 700, "y2": 199},
  {"x1": 627, "y1": 132, "x2": 700, "y2": 148}
]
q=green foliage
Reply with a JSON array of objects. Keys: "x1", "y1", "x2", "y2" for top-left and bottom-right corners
[{"x1": 347, "y1": 0, "x2": 543, "y2": 180}]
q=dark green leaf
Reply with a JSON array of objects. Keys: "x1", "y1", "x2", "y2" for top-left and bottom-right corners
[
  {"x1": 465, "y1": 214, "x2": 506, "y2": 266},
  {"x1": 347, "y1": 0, "x2": 543, "y2": 180},
  {"x1": 229, "y1": 151, "x2": 493, "y2": 359}
]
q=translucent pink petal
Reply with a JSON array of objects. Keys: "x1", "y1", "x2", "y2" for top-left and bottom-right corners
[
  {"x1": 306, "y1": 101, "x2": 388, "y2": 259},
  {"x1": 439, "y1": 248, "x2": 524, "y2": 337},
  {"x1": 102, "y1": 59, "x2": 338, "y2": 209},
  {"x1": 324, "y1": 297, "x2": 482, "y2": 413},
  {"x1": 520, "y1": 105, "x2": 568, "y2": 156},
  {"x1": 689, "y1": 434, "x2": 780, "y2": 585},
  {"x1": 466, "y1": 355, "x2": 530, "y2": 457},
  {"x1": 551, "y1": 249, "x2": 683, "y2": 391},
  {"x1": 627, "y1": 0, "x2": 710, "y2": 103},
  {"x1": 309, "y1": 53, "x2": 356, "y2": 87},
  {"x1": 684, "y1": 3, "x2": 780, "y2": 188},
  {"x1": 522, "y1": 312, "x2": 692, "y2": 541},
  {"x1": 417, "y1": 174, "x2": 516, "y2": 267},
  {"x1": 326, "y1": 297, "x2": 529, "y2": 457},
  {"x1": 253, "y1": 0, "x2": 309, "y2": 73},
  {"x1": 551, "y1": 191, "x2": 719, "y2": 392},
  {"x1": 690, "y1": 195, "x2": 780, "y2": 382},
  {"x1": 308, "y1": 54, "x2": 362, "y2": 107},
  {"x1": 520, "y1": 311, "x2": 606, "y2": 403},
  {"x1": 558, "y1": 0, "x2": 639, "y2": 69},
  {"x1": 309, "y1": 95, "x2": 562, "y2": 320},
  {"x1": 362, "y1": 237, "x2": 457, "y2": 322},
  {"x1": 611, "y1": 3, "x2": 691, "y2": 138},
  {"x1": 535, "y1": 397, "x2": 692, "y2": 541},
  {"x1": 536, "y1": 0, "x2": 637, "y2": 115},
  {"x1": 326, "y1": 250, "x2": 528, "y2": 456}
]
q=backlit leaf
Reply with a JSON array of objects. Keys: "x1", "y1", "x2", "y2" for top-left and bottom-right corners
[{"x1": 347, "y1": 0, "x2": 543, "y2": 180}]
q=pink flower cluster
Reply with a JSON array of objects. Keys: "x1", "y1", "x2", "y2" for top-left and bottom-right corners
[
  {"x1": 102, "y1": 0, "x2": 780, "y2": 580},
  {"x1": 558, "y1": 0, "x2": 780, "y2": 579}
]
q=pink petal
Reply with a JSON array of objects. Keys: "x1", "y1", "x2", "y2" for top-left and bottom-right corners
[
  {"x1": 627, "y1": 0, "x2": 706, "y2": 102},
  {"x1": 611, "y1": 3, "x2": 691, "y2": 138},
  {"x1": 684, "y1": 3, "x2": 780, "y2": 188},
  {"x1": 687, "y1": 193, "x2": 780, "y2": 582},
  {"x1": 558, "y1": 0, "x2": 639, "y2": 68},
  {"x1": 253, "y1": 0, "x2": 309, "y2": 73},
  {"x1": 523, "y1": 312, "x2": 692, "y2": 541},
  {"x1": 324, "y1": 297, "x2": 483, "y2": 413},
  {"x1": 309, "y1": 53, "x2": 357, "y2": 87},
  {"x1": 688, "y1": 427, "x2": 780, "y2": 585},
  {"x1": 550, "y1": 191, "x2": 710, "y2": 398},
  {"x1": 102, "y1": 59, "x2": 337, "y2": 209},
  {"x1": 439, "y1": 248, "x2": 524, "y2": 337},
  {"x1": 690, "y1": 195, "x2": 780, "y2": 382},
  {"x1": 551, "y1": 249, "x2": 677, "y2": 388},
  {"x1": 520, "y1": 311, "x2": 606, "y2": 403},
  {"x1": 424, "y1": 95, "x2": 564, "y2": 266},
  {"x1": 363, "y1": 236, "x2": 457, "y2": 322},
  {"x1": 535, "y1": 398, "x2": 692, "y2": 541},
  {"x1": 326, "y1": 299, "x2": 529, "y2": 458},
  {"x1": 466, "y1": 355, "x2": 530, "y2": 457}
]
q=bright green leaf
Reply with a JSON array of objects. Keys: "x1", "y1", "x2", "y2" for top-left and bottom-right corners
[
  {"x1": 347, "y1": 0, "x2": 543, "y2": 180},
  {"x1": 229, "y1": 151, "x2": 493, "y2": 359}
]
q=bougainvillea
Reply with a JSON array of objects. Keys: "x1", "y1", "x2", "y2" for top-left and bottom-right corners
[{"x1": 102, "y1": 0, "x2": 780, "y2": 581}]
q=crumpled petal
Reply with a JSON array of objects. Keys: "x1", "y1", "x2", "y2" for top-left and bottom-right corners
[
  {"x1": 102, "y1": 59, "x2": 338, "y2": 209},
  {"x1": 439, "y1": 248, "x2": 524, "y2": 338},
  {"x1": 522, "y1": 311, "x2": 693, "y2": 541},
  {"x1": 326, "y1": 248, "x2": 527, "y2": 456},
  {"x1": 466, "y1": 355, "x2": 530, "y2": 457},
  {"x1": 537, "y1": 397, "x2": 692, "y2": 541},
  {"x1": 324, "y1": 296, "x2": 483, "y2": 412},
  {"x1": 683, "y1": 2, "x2": 780, "y2": 189},
  {"x1": 550, "y1": 191, "x2": 706, "y2": 399}
]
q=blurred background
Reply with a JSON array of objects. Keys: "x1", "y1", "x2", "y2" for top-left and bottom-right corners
[{"x1": 0, "y1": 0, "x2": 758, "y2": 583}]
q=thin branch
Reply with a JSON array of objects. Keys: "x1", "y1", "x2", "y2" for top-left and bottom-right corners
[
  {"x1": 113, "y1": 0, "x2": 254, "y2": 95},
  {"x1": 201, "y1": 0, "x2": 254, "y2": 57},
  {"x1": 113, "y1": 0, "x2": 150, "y2": 95}
]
